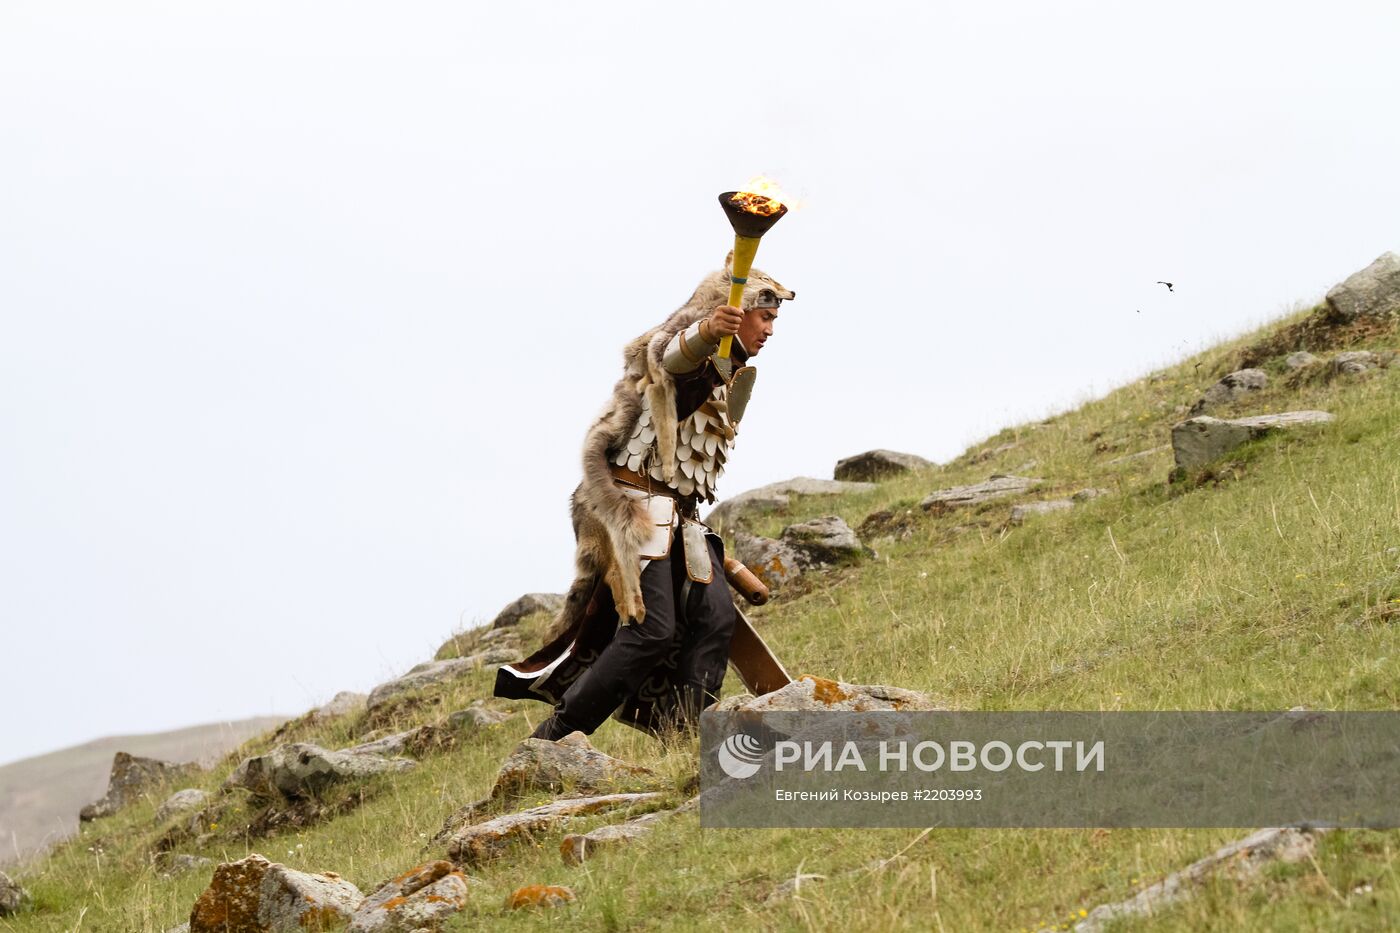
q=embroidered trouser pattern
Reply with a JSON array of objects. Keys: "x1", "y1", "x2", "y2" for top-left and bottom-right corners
[{"x1": 550, "y1": 530, "x2": 736, "y2": 735}]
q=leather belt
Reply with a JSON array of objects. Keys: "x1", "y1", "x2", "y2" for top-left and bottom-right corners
[{"x1": 610, "y1": 464, "x2": 700, "y2": 514}]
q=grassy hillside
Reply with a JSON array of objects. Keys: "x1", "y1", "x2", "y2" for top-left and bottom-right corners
[{"x1": 2, "y1": 299, "x2": 1398, "y2": 932}]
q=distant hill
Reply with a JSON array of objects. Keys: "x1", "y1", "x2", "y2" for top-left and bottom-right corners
[{"x1": 0, "y1": 717, "x2": 284, "y2": 868}]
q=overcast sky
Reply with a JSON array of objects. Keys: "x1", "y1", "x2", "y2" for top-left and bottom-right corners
[{"x1": 2, "y1": 1, "x2": 1398, "y2": 766}]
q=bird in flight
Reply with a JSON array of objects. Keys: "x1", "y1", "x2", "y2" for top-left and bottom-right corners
[{"x1": 1156, "y1": 281, "x2": 1174, "y2": 292}]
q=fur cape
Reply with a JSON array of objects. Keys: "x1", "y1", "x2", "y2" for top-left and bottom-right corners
[{"x1": 543, "y1": 259, "x2": 794, "y2": 645}]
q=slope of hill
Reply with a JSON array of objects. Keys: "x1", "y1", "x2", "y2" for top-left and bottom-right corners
[
  {"x1": 0, "y1": 718, "x2": 284, "y2": 870},
  {"x1": 1, "y1": 258, "x2": 1397, "y2": 931}
]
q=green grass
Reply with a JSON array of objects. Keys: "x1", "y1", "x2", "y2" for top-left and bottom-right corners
[{"x1": 3, "y1": 304, "x2": 1399, "y2": 932}]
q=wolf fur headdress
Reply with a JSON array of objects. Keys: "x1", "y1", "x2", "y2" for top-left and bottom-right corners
[{"x1": 546, "y1": 257, "x2": 795, "y2": 644}]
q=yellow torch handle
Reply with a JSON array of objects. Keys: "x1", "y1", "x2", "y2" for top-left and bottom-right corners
[{"x1": 720, "y1": 235, "x2": 761, "y2": 359}]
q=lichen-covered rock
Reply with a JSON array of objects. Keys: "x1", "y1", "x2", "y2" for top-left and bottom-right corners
[
  {"x1": 445, "y1": 793, "x2": 663, "y2": 866},
  {"x1": 310, "y1": 691, "x2": 367, "y2": 722},
  {"x1": 189, "y1": 854, "x2": 273, "y2": 932},
  {"x1": 0, "y1": 870, "x2": 27, "y2": 915},
  {"x1": 1331, "y1": 350, "x2": 1380, "y2": 374},
  {"x1": 1171, "y1": 411, "x2": 1334, "y2": 470},
  {"x1": 834, "y1": 449, "x2": 934, "y2": 482},
  {"x1": 1284, "y1": 350, "x2": 1320, "y2": 370},
  {"x1": 558, "y1": 798, "x2": 696, "y2": 866},
  {"x1": 715, "y1": 675, "x2": 942, "y2": 712},
  {"x1": 492, "y1": 733, "x2": 660, "y2": 800},
  {"x1": 1325, "y1": 251, "x2": 1400, "y2": 322},
  {"x1": 341, "y1": 722, "x2": 456, "y2": 759},
  {"x1": 225, "y1": 743, "x2": 416, "y2": 801},
  {"x1": 920, "y1": 474, "x2": 1042, "y2": 512},
  {"x1": 732, "y1": 532, "x2": 804, "y2": 590},
  {"x1": 1009, "y1": 499, "x2": 1074, "y2": 525},
  {"x1": 1188, "y1": 368, "x2": 1268, "y2": 414},
  {"x1": 780, "y1": 515, "x2": 872, "y2": 566},
  {"x1": 348, "y1": 861, "x2": 476, "y2": 932},
  {"x1": 366, "y1": 657, "x2": 484, "y2": 710},
  {"x1": 706, "y1": 477, "x2": 875, "y2": 531},
  {"x1": 80, "y1": 752, "x2": 198, "y2": 821},
  {"x1": 258, "y1": 863, "x2": 363, "y2": 931},
  {"x1": 505, "y1": 885, "x2": 576, "y2": 909},
  {"x1": 155, "y1": 788, "x2": 209, "y2": 824}
]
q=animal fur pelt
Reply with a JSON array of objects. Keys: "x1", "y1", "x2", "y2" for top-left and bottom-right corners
[{"x1": 544, "y1": 256, "x2": 795, "y2": 645}]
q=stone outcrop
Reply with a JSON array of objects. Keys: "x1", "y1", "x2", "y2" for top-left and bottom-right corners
[
  {"x1": 1189, "y1": 368, "x2": 1268, "y2": 414},
  {"x1": 490, "y1": 592, "x2": 566, "y2": 629},
  {"x1": 225, "y1": 743, "x2": 415, "y2": 801},
  {"x1": 0, "y1": 870, "x2": 27, "y2": 916},
  {"x1": 1329, "y1": 350, "x2": 1391, "y2": 375},
  {"x1": 505, "y1": 885, "x2": 576, "y2": 909},
  {"x1": 1171, "y1": 411, "x2": 1334, "y2": 470},
  {"x1": 1325, "y1": 251, "x2": 1400, "y2": 322},
  {"x1": 310, "y1": 691, "x2": 367, "y2": 723},
  {"x1": 559, "y1": 798, "x2": 697, "y2": 866},
  {"x1": 492, "y1": 733, "x2": 660, "y2": 800},
  {"x1": 920, "y1": 474, "x2": 1042, "y2": 513},
  {"x1": 445, "y1": 793, "x2": 664, "y2": 866},
  {"x1": 189, "y1": 854, "x2": 363, "y2": 933},
  {"x1": 155, "y1": 789, "x2": 209, "y2": 824},
  {"x1": 732, "y1": 532, "x2": 804, "y2": 590},
  {"x1": 833, "y1": 449, "x2": 934, "y2": 482},
  {"x1": 348, "y1": 861, "x2": 475, "y2": 932},
  {"x1": 367, "y1": 653, "x2": 518, "y2": 711},
  {"x1": 1284, "y1": 351, "x2": 1320, "y2": 370},
  {"x1": 80, "y1": 752, "x2": 198, "y2": 821},
  {"x1": 436, "y1": 625, "x2": 522, "y2": 661},
  {"x1": 706, "y1": 477, "x2": 875, "y2": 531},
  {"x1": 715, "y1": 675, "x2": 942, "y2": 712},
  {"x1": 1009, "y1": 499, "x2": 1074, "y2": 525},
  {"x1": 781, "y1": 516, "x2": 872, "y2": 566},
  {"x1": 1067, "y1": 827, "x2": 1323, "y2": 933},
  {"x1": 449, "y1": 703, "x2": 510, "y2": 729}
]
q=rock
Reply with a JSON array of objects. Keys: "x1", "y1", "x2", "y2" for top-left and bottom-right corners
[
  {"x1": 167, "y1": 925, "x2": 190, "y2": 933},
  {"x1": 160, "y1": 854, "x2": 214, "y2": 876},
  {"x1": 0, "y1": 870, "x2": 27, "y2": 915},
  {"x1": 155, "y1": 788, "x2": 209, "y2": 823},
  {"x1": 367, "y1": 656, "x2": 497, "y2": 710},
  {"x1": 258, "y1": 863, "x2": 363, "y2": 931},
  {"x1": 1284, "y1": 351, "x2": 1320, "y2": 370},
  {"x1": 920, "y1": 474, "x2": 1042, "y2": 512},
  {"x1": 558, "y1": 800, "x2": 695, "y2": 866},
  {"x1": 706, "y1": 477, "x2": 875, "y2": 531},
  {"x1": 1072, "y1": 827, "x2": 1323, "y2": 933},
  {"x1": 491, "y1": 592, "x2": 566, "y2": 629},
  {"x1": 1009, "y1": 499, "x2": 1074, "y2": 525},
  {"x1": 449, "y1": 704, "x2": 511, "y2": 729},
  {"x1": 348, "y1": 861, "x2": 476, "y2": 932},
  {"x1": 732, "y1": 531, "x2": 804, "y2": 590},
  {"x1": 189, "y1": 854, "x2": 273, "y2": 932},
  {"x1": 225, "y1": 743, "x2": 416, "y2": 801},
  {"x1": 1071, "y1": 488, "x2": 1109, "y2": 502},
  {"x1": 505, "y1": 885, "x2": 576, "y2": 909},
  {"x1": 1325, "y1": 251, "x2": 1400, "y2": 322},
  {"x1": 1331, "y1": 350, "x2": 1379, "y2": 374},
  {"x1": 492, "y1": 734, "x2": 660, "y2": 800},
  {"x1": 714, "y1": 675, "x2": 942, "y2": 713},
  {"x1": 1189, "y1": 368, "x2": 1268, "y2": 414},
  {"x1": 780, "y1": 515, "x2": 872, "y2": 566},
  {"x1": 445, "y1": 792, "x2": 663, "y2": 866},
  {"x1": 833, "y1": 449, "x2": 934, "y2": 482},
  {"x1": 1170, "y1": 411, "x2": 1334, "y2": 470},
  {"x1": 310, "y1": 691, "x2": 367, "y2": 722},
  {"x1": 80, "y1": 752, "x2": 199, "y2": 821}
]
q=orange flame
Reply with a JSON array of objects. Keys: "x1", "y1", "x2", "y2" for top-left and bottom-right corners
[{"x1": 729, "y1": 175, "x2": 797, "y2": 216}]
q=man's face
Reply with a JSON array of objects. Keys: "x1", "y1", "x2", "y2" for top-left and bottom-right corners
[{"x1": 739, "y1": 303, "x2": 779, "y2": 355}]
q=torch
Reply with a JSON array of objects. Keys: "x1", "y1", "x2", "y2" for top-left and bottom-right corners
[{"x1": 716, "y1": 186, "x2": 789, "y2": 360}]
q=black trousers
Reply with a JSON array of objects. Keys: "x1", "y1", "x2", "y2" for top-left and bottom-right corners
[{"x1": 551, "y1": 529, "x2": 737, "y2": 735}]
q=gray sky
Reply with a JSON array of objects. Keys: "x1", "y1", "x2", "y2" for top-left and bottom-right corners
[{"x1": 3, "y1": 1, "x2": 1398, "y2": 766}]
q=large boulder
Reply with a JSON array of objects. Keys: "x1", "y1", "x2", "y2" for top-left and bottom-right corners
[
  {"x1": 80, "y1": 752, "x2": 199, "y2": 821},
  {"x1": 1325, "y1": 251, "x2": 1400, "y2": 322},
  {"x1": 920, "y1": 474, "x2": 1042, "y2": 513},
  {"x1": 1189, "y1": 368, "x2": 1268, "y2": 414},
  {"x1": 780, "y1": 516, "x2": 872, "y2": 566},
  {"x1": 834, "y1": 449, "x2": 934, "y2": 482},
  {"x1": 155, "y1": 788, "x2": 209, "y2": 824},
  {"x1": 706, "y1": 477, "x2": 874, "y2": 531},
  {"x1": 0, "y1": 870, "x2": 27, "y2": 915},
  {"x1": 224, "y1": 743, "x2": 415, "y2": 801},
  {"x1": 189, "y1": 854, "x2": 364, "y2": 933},
  {"x1": 491, "y1": 733, "x2": 660, "y2": 800},
  {"x1": 1171, "y1": 411, "x2": 1334, "y2": 470},
  {"x1": 349, "y1": 861, "x2": 476, "y2": 932}
]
